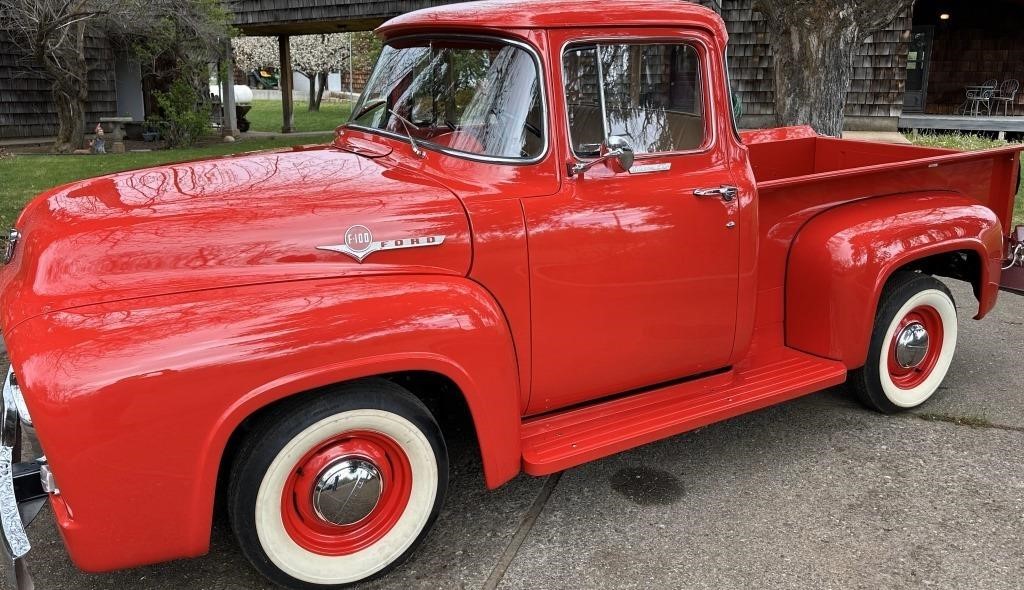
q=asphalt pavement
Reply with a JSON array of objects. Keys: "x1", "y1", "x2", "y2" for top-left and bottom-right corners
[{"x1": 4, "y1": 279, "x2": 1022, "y2": 589}]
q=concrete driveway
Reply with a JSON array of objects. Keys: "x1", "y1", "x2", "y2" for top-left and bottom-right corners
[{"x1": 4, "y1": 279, "x2": 1022, "y2": 589}]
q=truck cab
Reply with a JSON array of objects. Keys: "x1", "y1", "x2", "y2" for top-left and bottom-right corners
[
  {"x1": 352, "y1": 6, "x2": 755, "y2": 414},
  {"x1": 1, "y1": 1, "x2": 1020, "y2": 589}
]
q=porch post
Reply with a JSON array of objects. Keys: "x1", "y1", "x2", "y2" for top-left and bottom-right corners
[
  {"x1": 278, "y1": 34, "x2": 294, "y2": 133},
  {"x1": 222, "y1": 38, "x2": 239, "y2": 137}
]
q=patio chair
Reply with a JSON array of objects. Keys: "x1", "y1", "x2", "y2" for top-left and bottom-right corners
[
  {"x1": 992, "y1": 79, "x2": 1019, "y2": 116},
  {"x1": 960, "y1": 79, "x2": 999, "y2": 116}
]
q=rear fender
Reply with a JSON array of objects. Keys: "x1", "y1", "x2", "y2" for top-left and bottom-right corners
[
  {"x1": 7, "y1": 275, "x2": 521, "y2": 572},
  {"x1": 786, "y1": 192, "x2": 1003, "y2": 368}
]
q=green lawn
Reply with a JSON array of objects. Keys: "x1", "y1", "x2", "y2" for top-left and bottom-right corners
[
  {"x1": 245, "y1": 99, "x2": 353, "y2": 133},
  {"x1": 0, "y1": 134, "x2": 333, "y2": 227},
  {"x1": 907, "y1": 132, "x2": 1024, "y2": 226}
]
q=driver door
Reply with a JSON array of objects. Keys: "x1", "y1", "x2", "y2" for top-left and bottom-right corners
[{"x1": 524, "y1": 34, "x2": 741, "y2": 413}]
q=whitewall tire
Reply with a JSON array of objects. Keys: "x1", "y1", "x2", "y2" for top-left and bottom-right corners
[
  {"x1": 852, "y1": 272, "x2": 958, "y2": 413},
  {"x1": 229, "y1": 379, "x2": 448, "y2": 589}
]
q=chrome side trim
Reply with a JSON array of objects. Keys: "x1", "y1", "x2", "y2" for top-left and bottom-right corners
[{"x1": 345, "y1": 33, "x2": 550, "y2": 166}]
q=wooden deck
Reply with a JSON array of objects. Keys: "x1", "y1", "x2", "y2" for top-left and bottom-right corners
[{"x1": 899, "y1": 113, "x2": 1024, "y2": 135}]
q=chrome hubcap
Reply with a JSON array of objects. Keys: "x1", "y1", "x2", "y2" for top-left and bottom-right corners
[
  {"x1": 311, "y1": 458, "x2": 383, "y2": 526},
  {"x1": 894, "y1": 321, "x2": 930, "y2": 368}
]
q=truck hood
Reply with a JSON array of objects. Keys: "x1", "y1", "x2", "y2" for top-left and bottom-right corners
[{"x1": 0, "y1": 144, "x2": 471, "y2": 330}]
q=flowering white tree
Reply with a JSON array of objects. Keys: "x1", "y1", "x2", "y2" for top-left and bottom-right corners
[
  {"x1": 291, "y1": 34, "x2": 351, "y2": 111},
  {"x1": 232, "y1": 34, "x2": 351, "y2": 111},
  {"x1": 232, "y1": 36, "x2": 280, "y2": 73}
]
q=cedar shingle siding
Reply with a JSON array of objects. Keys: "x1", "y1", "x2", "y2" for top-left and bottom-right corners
[
  {"x1": 228, "y1": 0, "x2": 457, "y2": 33},
  {"x1": 717, "y1": 0, "x2": 774, "y2": 119},
  {"x1": 0, "y1": 31, "x2": 117, "y2": 139},
  {"x1": 708, "y1": 0, "x2": 911, "y2": 128},
  {"x1": 846, "y1": 14, "x2": 913, "y2": 121}
]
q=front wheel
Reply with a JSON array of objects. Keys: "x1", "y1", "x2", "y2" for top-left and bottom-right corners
[
  {"x1": 851, "y1": 272, "x2": 958, "y2": 413},
  {"x1": 228, "y1": 379, "x2": 448, "y2": 589}
]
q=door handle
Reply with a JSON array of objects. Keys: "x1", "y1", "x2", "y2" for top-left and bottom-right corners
[{"x1": 693, "y1": 185, "x2": 738, "y2": 202}]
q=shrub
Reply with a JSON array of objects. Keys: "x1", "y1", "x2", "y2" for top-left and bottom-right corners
[{"x1": 153, "y1": 78, "x2": 210, "y2": 148}]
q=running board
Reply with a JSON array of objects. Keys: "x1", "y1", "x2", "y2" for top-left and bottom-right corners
[{"x1": 521, "y1": 349, "x2": 847, "y2": 475}]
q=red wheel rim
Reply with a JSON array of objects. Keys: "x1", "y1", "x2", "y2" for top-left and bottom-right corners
[
  {"x1": 887, "y1": 305, "x2": 944, "y2": 390},
  {"x1": 281, "y1": 430, "x2": 413, "y2": 556}
]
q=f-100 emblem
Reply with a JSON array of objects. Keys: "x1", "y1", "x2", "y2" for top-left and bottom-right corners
[{"x1": 317, "y1": 225, "x2": 445, "y2": 263}]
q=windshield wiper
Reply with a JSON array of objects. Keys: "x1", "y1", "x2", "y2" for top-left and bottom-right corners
[{"x1": 387, "y1": 108, "x2": 426, "y2": 158}]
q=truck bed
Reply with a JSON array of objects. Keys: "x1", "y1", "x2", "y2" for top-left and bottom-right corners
[
  {"x1": 741, "y1": 125, "x2": 1021, "y2": 230},
  {"x1": 739, "y1": 125, "x2": 1022, "y2": 350}
]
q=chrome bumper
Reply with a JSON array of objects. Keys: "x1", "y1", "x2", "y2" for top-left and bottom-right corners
[{"x1": 1, "y1": 366, "x2": 47, "y2": 590}]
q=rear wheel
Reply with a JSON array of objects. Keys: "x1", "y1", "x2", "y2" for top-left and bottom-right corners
[
  {"x1": 228, "y1": 379, "x2": 448, "y2": 589},
  {"x1": 852, "y1": 272, "x2": 958, "y2": 413}
]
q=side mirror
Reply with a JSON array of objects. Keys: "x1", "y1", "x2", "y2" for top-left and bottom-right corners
[{"x1": 569, "y1": 135, "x2": 634, "y2": 176}]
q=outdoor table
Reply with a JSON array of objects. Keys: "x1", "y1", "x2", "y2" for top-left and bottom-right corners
[{"x1": 962, "y1": 85, "x2": 996, "y2": 116}]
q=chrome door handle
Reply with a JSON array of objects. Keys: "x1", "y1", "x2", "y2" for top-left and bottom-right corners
[{"x1": 693, "y1": 185, "x2": 738, "y2": 202}]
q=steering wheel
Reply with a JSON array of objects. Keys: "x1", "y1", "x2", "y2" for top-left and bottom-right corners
[{"x1": 489, "y1": 108, "x2": 542, "y2": 139}]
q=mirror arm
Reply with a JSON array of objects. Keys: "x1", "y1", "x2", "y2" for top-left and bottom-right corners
[{"x1": 568, "y1": 149, "x2": 624, "y2": 177}]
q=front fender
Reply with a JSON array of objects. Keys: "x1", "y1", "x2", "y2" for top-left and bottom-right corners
[
  {"x1": 786, "y1": 192, "x2": 1003, "y2": 368},
  {"x1": 5, "y1": 275, "x2": 521, "y2": 572}
]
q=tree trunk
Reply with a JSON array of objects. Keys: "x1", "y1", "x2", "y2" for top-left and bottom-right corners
[
  {"x1": 314, "y1": 71, "x2": 328, "y2": 111},
  {"x1": 51, "y1": 21, "x2": 90, "y2": 153},
  {"x1": 764, "y1": 14, "x2": 859, "y2": 137},
  {"x1": 755, "y1": 0, "x2": 915, "y2": 137},
  {"x1": 305, "y1": 73, "x2": 317, "y2": 112},
  {"x1": 53, "y1": 83, "x2": 86, "y2": 153}
]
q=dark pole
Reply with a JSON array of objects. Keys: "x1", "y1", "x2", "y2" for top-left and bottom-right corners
[
  {"x1": 278, "y1": 34, "x2": 294, "y2": 133},
  {"x1": 222, "y1": 38, "x2": 238, "y2": 136}
]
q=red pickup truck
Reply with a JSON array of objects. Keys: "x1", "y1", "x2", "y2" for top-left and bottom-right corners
[{"x1": 1, "y1": 1, "x2": 1022, "y2": 588}]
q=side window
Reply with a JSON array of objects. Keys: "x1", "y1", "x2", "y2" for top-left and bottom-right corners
[{"x1": 564, "y1": 42, "x2": 705, "y2": 156}]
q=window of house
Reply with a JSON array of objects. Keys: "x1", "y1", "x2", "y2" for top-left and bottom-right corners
[{"x1": 563, "y1": 42, "x2": 705, "y2": 157}]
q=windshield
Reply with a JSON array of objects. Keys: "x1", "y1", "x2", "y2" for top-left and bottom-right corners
[{"x1": 348, "y1": 37, "x2": 545, "y2": 161}]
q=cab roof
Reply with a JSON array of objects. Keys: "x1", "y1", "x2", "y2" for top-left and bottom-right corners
[{"x1": 377, "y1": 0, "x2": 728, "y2": 42}]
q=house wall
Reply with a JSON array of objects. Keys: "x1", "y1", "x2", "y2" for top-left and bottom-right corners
[
  {"x1": 921, "y1": 1, "x2": 1024, "y2": 115},
  {"x1": 713, "y1": 0, "x2": 912, "y2": 131},
  {"x1": 0, "y1": 30, "x2": 118, "y2": 139}
]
